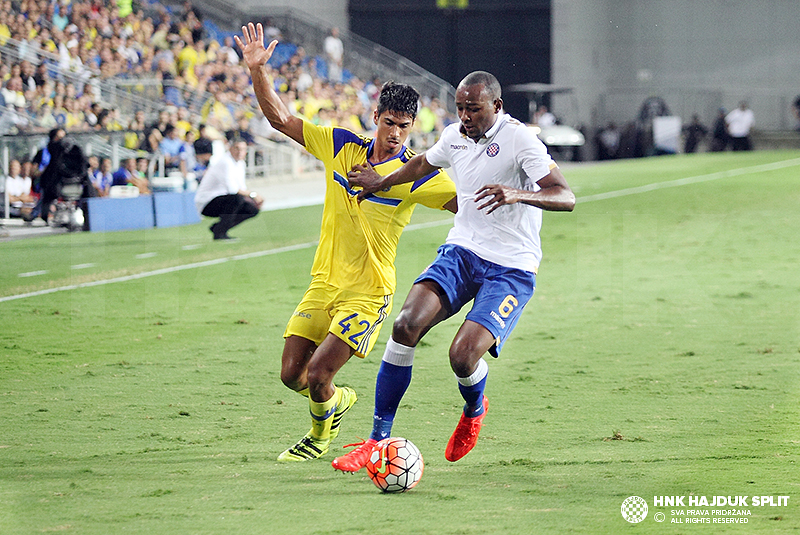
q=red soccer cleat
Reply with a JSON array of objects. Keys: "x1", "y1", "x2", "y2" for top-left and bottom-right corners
[
  {"x1": 445, "y1": 396, "x2": 489, "y2": 462},
  {"x1": 331, "y1": 438, "x2": 378, "y2": 473}
]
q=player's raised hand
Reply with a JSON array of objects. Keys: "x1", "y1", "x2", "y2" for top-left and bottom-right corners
[
  {"x1": 348, "y1": 163, "x2": 384, "y2": 201},
  {"x1": 234, "y1": 23, "x2": 278, "y2": 72},
  {"x1": 475, "y1": 184, "x2": 520, "y2": 213}
]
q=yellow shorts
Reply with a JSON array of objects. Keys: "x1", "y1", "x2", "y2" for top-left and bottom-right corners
[{"x1": 283, "y1": 279, "x2": 393, "y2": 358}]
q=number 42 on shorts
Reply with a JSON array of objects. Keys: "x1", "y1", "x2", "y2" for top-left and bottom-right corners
[{"x1": 338, "y1": 313, "x2": 371, "y2": 345}]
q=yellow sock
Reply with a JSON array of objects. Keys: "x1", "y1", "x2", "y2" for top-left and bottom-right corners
[
  {"x1": 297, "y1": 387, "x2": 309, "y2": 398},
  {"x1": 308, "y1": 388, "x2": 340, "y2": 441}
]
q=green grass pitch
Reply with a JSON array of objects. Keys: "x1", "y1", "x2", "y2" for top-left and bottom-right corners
[{"x1": 1, "y1": 150, "x2": 799, "y2": 534}]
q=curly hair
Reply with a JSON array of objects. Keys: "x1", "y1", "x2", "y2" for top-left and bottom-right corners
[{"x1": 376, "y1": 81, "x2": 420, "y2": 120}]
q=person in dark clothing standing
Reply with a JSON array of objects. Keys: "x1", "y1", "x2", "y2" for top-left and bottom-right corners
[
  {"x1": 683, "y1": 114, "x2": 708, "y2": 153},
  {"x1": 27, "y1": 135, "x2": 94, "y2": 224},
  {"x1": 710, "y1": 108, "x2": 729, "y2": 152}
]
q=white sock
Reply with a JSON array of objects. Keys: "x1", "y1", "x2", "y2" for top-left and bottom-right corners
[
  {"x1": 382, "y1": 337, "x2": 415, "y2": 367},
  {"x1": 457, "y1": 358, "x2": 488, "y2": 386}
]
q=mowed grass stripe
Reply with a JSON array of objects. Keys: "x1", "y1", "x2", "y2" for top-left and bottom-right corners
[
  {"x1": 2, "y1": 153, "x2": 798, "y2": 303},
  {"x1": 0, "y1": 242, "x2": 318, "y2": 303},
  {"x1": 577, "y1": 157, "x2": 800, "y2": 203}
]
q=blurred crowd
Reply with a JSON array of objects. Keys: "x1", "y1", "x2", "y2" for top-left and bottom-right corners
[
  {"x1": 1, "y1": 0, "x2": 456, "y2": 222},
  {"x1": 0, "y1": 0, "x2": 453, "y2": 149}
]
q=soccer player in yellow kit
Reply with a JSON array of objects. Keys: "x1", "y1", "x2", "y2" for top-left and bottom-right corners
[{"x1": 236, "y1": 23, "x2": 457, "y2": 461}]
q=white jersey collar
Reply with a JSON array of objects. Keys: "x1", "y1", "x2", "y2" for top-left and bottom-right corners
[{"x1": 482, "y1": 111, "x2": 506, "y2": 139}]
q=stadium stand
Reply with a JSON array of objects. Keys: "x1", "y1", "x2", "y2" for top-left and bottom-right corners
[{"x1": 0, "y1": 0, "x2": 457, "y2": 231}]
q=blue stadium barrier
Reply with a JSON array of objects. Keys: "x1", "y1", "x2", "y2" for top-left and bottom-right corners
[
  {"x1": 86, "y1": 191, "x2": 200, "y2": 232},
  {"x1": 87, "y1": 196, "x2": 155, "y2": 232},
  {"x1": 153, "y1": 191, "x2": 201, "y2": 228},
  {"x1": 153, "y1": 192, "x2": 182, "y2": 228},
  {"x1": 181, "y1": 190, "x2": 202, "y2": 225}
]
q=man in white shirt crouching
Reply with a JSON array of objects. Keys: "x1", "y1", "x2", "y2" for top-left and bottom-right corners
[{"x1": 194, "y1": 138, "x2": 263, "y2": 240}]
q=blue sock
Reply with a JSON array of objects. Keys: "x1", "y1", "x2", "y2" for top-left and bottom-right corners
[
  {"x1": 370, "y1": 338, "x2": 415, "y2": 441},
  {"x1": 371, "y1": 361, "x2": 412, "y2": 441},
  {"x1": 457, "y1": 359, "x2": 488, "y2": 418}
]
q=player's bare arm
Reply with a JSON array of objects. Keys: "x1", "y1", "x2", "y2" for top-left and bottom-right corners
[
  {"x1": 475, "y1": 167, "x2": 575, "y2": 214},
  {"x1": 235, "y1": 23, "x2": 305, "y2": 146},
  {"x1": 348, "y1": 153, "x2": 439, "y2": 201}
]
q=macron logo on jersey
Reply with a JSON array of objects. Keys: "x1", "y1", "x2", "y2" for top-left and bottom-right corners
[
  {"x1": 450, "y1": 144, "x2": 469, "y2": 150},
  {"x1": 490, "y1": 310, "x2": 506, "y2": 328}
]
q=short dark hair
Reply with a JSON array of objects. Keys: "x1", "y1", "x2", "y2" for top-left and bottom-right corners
[
  {"x1": 376, "y1": 81, "x2": 420, "y2": 120},
  {"x1": 459, "y1": 71, "x2": 502, "y2": 101},
  {"x1": 48, "y1": 127, "x2": 65, "y2": 141},
  {"x1": 227, "y1": 134, "x2": 247, "y2": 146}
]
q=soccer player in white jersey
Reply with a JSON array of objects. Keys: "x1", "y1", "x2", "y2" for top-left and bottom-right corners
[{"x1": 334, "y1": 71, "x2": 575, "y2": 471}]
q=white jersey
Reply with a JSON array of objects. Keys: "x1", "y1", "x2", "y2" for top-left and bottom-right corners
[
  {"x1": 194, "y1": 151, "x2": 246, "y2": 212},
  {"x1": 425, "y1": 112, "x2": 557, "y2": 272}
]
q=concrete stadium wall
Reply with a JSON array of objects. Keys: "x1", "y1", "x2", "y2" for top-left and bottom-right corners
[
  {"x1": 552, "y1": 0, "x2": 800, "y2": 130},
  {"x1": 230, "y1": 0, "x2": 349, "y2": 32}
]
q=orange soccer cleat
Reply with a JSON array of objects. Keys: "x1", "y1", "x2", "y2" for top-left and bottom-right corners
[
  {"x1": 331, "y1": 438, "x2": 378, "y2": 473},
  {"x1": 445, "y1": 396, "x2": 489, "y2": 462}
]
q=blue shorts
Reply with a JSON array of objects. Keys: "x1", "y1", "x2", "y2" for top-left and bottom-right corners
[{"x1": 414, "y1": 244, "x2": 536, "y2": 357}]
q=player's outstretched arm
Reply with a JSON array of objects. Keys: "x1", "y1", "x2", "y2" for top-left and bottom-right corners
[
  {"x1": 348, "y1": 153, "x2": 439, "y2": 201},
  {"x1": 475, "y1": 167, "x2": 575, "y2": 214},
  {"x1": 235, "y1": 23, "x2": 304, "y2": 146}
]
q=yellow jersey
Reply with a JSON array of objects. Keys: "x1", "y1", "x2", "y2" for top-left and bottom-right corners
[{"x1": 302, "y1": 120, "x2": 456, "y2": 296}]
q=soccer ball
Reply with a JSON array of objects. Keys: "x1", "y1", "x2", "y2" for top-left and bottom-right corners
[{"x1": 365, "y1": 437, "x2": 424, "y2": 493}]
